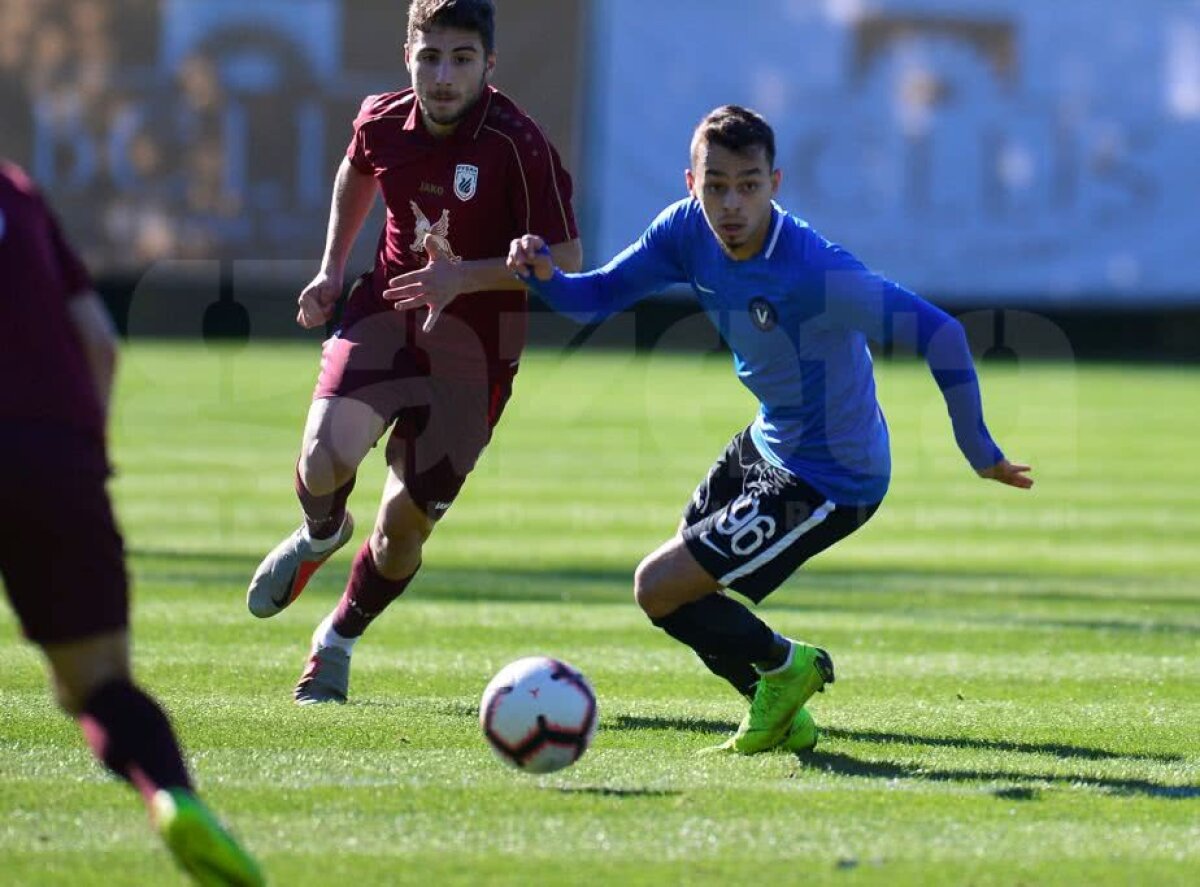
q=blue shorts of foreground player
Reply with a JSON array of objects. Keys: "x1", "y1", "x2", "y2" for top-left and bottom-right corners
[{"x1": 682, "y1": 427, "x2": 880, "y2": 604}]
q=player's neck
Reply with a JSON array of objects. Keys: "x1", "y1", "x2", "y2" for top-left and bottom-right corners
[{"x1": 419, "y1": 89, "x2": 486, "y2": 139}]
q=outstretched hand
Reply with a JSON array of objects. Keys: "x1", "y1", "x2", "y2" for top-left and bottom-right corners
[
  {"x1": 383, "y1": 234, "x2": 462, "y2": 332},
  {"x1": 978, "y1": 459, "x2": 1034, "y2": 489},
  {"x1": 507, "y1": 234, "x2": 556, "y2": 281}
]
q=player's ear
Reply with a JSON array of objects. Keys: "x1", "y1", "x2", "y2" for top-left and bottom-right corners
[
  {"x1": 403, "y1": 42, "x2": 412, "y2": 67},
  {"x1": 685, "y1": 169, "x2": 696, "y2": 196},
  {"x1": 484, "y1": 52, "x2": 496, "y2": 80},
  {"x1": 770, "y1": 168, "x2": 782, "y2": 195}
]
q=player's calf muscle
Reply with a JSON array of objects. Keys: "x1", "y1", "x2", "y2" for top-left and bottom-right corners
[{"x1": 369, "y1": 528, "x2": 423, "y2": 579}]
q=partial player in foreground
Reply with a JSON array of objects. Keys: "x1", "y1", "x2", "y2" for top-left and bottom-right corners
[
  {"x1": 0, "y1": 160, "x2": 264, "y2": 884},
  {"x1": 497, "y1": 105, "x2": 1033, "y2": 754},
  {"x1": 246, "y1": 0, "x2": 580, "y2": 704}
]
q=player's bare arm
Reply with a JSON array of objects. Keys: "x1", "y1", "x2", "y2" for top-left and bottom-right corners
[
  {"x1": 386, "y1": 235, "x2": 580, "y2": 331},
  {"x1": 66, "y1": 291, "x2": 119, "y2": 415},
  {"x1": 298, "y1": 158, "x2": 378, "y2": 329}
]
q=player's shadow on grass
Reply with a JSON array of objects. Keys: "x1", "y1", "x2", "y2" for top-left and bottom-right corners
[
  {"x1": 130, "y1": 551, "x2": 1199, "y2": 625},
  {"x1": 796, "y1": 749, "x2": 1200, "y2": 800},
  {"x1": 610, "y1": 714, "x2": 732, "y2": 735},
  {"x1": 610, "y1": 717, "x2": 1186, "y2": 767},
  {"x1": 554, "y1": 786, "x2": 681, "y2": 799},
  {"x1": 823, "y1": 727, "x2": 1185, "y2": 764}
]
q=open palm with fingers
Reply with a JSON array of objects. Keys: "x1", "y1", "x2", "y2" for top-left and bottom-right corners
[
  {"x1": 383, "y1": 234, "x2": 463, "y2": 332},
  {"x1": 978, "y1": 459, "x2": 1034, "y2": 489}
]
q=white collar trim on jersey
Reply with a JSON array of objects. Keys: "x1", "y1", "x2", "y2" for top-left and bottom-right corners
[{"x1": 763, "y1": 204, "x2": 785, "y2": 260}]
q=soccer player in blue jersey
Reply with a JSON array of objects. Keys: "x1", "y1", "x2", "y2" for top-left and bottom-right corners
[{"x1": 405, "y1": 104, "x2": 1033, "y2": 754}]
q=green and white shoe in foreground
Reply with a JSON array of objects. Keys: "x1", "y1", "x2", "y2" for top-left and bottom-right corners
[
  {"x1": 705, "y1": 642, "x2": 834, "y2": 755},
  {"x1": 154, "y1": 788, "x2": 265, "y2": 886}
]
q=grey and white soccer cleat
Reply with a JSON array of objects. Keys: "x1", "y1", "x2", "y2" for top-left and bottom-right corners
[
  {"x1": 293, "y1": 644, "x2": 352, "y2": 705},
  {"x1": 246, "y1": 513, "x2": 354, "y2": 618}
]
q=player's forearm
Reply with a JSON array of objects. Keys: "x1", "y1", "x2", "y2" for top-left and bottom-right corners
[
  {"x1": 923, "y1": 318, "x2": 1004, "y2": 470},
  {"x1": 319, "y1": 159, "x2": 376, "y2": 276},
  {"x1": 527, "y1": 239, "x2": 670, "y2": 323},
  {"x1": 527, "y1": 267, "x2": 630, "y2": 324},
  {"x1": 459, "y1": 240, "x2": 583, "y2": 293}
]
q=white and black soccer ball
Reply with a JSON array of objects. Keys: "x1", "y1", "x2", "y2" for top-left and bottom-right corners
[{"x1": 479, "y1": 656, "x2": 598, "y2": 774}]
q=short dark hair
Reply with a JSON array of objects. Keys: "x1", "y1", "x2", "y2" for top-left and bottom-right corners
[
  {"x1": 407, "y1": 0, "x2": 496, "y2": 55},
  {"x1": 691, "y1": 105, "x2": 776, "y2": 170}
]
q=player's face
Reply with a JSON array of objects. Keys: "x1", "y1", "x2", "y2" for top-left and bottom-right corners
[
  {"x1": 405, "y1": 27, "x2": 495, "y2": 135},
  {"x1": 686, "y1": 142, "x2": 781, "y2": 260}
]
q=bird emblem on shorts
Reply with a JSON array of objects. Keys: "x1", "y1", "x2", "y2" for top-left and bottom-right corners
[{"x1": 409, "y1": 201, "x2": 460, "y2": 260}]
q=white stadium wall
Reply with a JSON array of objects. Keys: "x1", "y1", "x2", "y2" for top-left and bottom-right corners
[{"x1": 584, "y1": 0, "x2": 1200, "y2": 306}]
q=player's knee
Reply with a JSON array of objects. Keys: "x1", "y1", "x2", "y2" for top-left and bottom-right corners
[
  {"x1": 299, "y1": 438, "x2": 355, "y2": 496},
  {"x1": 633, "y1": 555, "x2": 666, "y2": 615},
  {"x1": 50, "y1": 674, "x2": 82, "y2": 715},
  {"x1": 370, "y1": 526, "x2": 423, "y2": 579}
]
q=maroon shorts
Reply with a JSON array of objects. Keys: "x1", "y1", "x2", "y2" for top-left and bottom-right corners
[
  {"x1": 0, "y1": 424, "x2": 128, "y2": 644},
  {"x1": 314, "y1": 289, "x2": 518, "y2": 519}
]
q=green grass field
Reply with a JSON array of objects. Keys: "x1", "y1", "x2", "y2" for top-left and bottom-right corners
[{"x1": 1, "y1": 342, "x2": 1197, "y2": 886}]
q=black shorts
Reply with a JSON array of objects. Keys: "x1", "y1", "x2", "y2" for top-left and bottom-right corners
[
  {"x1": 681, "y1": 427, "x2": 881, "y2": 603},
  {"x1": 0, "y1": 425, "x2": 128, "y2": 644}
]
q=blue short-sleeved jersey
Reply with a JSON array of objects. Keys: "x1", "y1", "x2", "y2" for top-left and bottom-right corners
[{"x1": 529, "y1": 198, "x2": 1002, "y2": 505}]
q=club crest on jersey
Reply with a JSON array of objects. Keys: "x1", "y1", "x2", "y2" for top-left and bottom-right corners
[
  {"x1": 454, "y1": 163, "x2": 479, "y2": 201},
  {"x1": 749, "y1": 297, "x2": 777, "y2": 332},
  {"x1": 409, "y1": 201, "x2": 460, "y2": 260}
]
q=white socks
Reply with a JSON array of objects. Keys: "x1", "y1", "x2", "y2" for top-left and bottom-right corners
[{"x1": 312, "y1": 613, "x2": 358, "y2": 653}]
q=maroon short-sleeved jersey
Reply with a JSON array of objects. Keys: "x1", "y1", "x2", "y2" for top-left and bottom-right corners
[
  {"x1": 0, "y1": 161, "x2": 103, "y2": 441},
  {"x1": 344, "y1": 86, "x2": 577, "y2": 365}
]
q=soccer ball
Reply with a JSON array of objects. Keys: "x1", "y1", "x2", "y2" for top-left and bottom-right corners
[{"x1": 479, "y1": 656, "x2": 598, "y2": 774}]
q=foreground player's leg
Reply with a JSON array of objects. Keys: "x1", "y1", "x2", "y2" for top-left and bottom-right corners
[
  {"x1": 248, "y1": 397, "x2": 384, "y2": 618},
  {"x1": 295, "y1": 471, "x2": 432, "y2": 704},
  {"x1": 45, "y1": 633, "x2": 263, "y2": 886},
  {"x1": 153, "y1": 788, "x2": 265, "y2": 887},
  {"x1": 636, "y1": 539, "x2": 833, "y2": 754}
]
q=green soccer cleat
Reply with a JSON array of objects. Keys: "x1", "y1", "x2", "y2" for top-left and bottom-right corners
[
  {"x1": 719, "y1": 641, "x2": 834, "y2": 754},
  {"x1": 781, "y1": 705, "x2": 819, "y2": 753},
  {"x1": 702, "y1": 705, "x2": 820, "y2": 756},
  {"x1": 153, "y1": 788, "x2": 265, "y2": 887}
]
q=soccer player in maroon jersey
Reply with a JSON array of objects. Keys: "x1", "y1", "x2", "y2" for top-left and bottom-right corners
[
  {"x1": 0, "y1": 160, "x2": 263, "y2": 885},
  {"x1": 246, "y1": 0, "x2": 581, "y2": 704}
]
